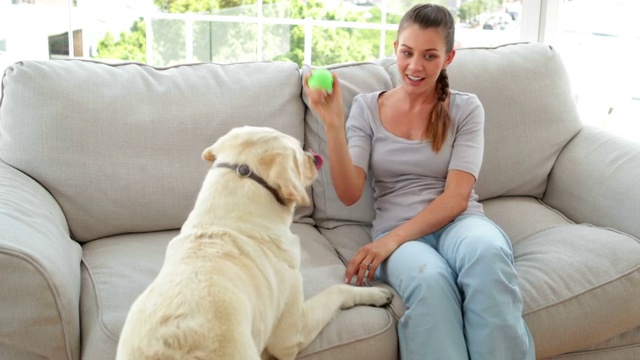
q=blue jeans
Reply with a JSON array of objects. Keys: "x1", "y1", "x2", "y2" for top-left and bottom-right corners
[{"x1": 374, "y1": 215, "x2": 535, "y2": 360}]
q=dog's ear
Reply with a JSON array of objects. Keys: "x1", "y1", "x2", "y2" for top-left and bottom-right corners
[
  {"x1": 260, "y1": 152, "x2": 310, "y2": 207},
  {"x1": 202, "y1": 146, "x2": 216, "y2": 164},
  {"x1": 279, "y1": 176, "x2": 310, "y2": 207}
]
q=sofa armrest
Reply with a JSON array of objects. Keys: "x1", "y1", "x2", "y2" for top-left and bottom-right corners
[
  {"x1": 543, "y1": 125, "x2": 640, "y2": 239},
  {"x1": 0, "y1": 160, "x2": 82, "y2": 360}
]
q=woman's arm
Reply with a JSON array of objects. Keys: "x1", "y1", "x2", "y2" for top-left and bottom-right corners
[
  {"x1": 384, "y1": 169, "x2": 476, "y2": 246},
  {"x1": 304, "y1": 72, "x2": 366, "y2": 205},
  {"x1": 346, "y1": 170, "x2": 476, "y2": 285},
  {"x1": 325, "y1": 125, "x2": 367, "y2": 205}
]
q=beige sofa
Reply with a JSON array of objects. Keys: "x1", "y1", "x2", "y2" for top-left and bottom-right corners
[{"x1": 1, "y1": 42, "x2": 639, "y2": 360}]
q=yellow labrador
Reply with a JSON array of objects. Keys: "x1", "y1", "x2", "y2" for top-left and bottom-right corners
[{"x1": 116, "y1": 126, "x2": 392, "y2": 360}]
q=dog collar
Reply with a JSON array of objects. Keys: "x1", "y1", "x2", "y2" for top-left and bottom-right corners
[{"x1": 215, "y1": 162, "x2": 286, "y2": 206}]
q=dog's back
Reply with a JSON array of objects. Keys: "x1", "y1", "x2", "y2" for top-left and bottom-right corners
[{"x1": 116, "y1": 230, "x2": 274, "y2": 360}]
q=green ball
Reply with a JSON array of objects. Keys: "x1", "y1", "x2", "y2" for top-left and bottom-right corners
[{"x1": 308, "y1": 68, "x2": 334, "y2": 91}]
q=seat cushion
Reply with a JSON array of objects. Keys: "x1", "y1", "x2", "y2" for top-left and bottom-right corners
[
  {"x1": 318, "y1": 225, "x2": 407, "y2": 324},
  {"x1": 483, "y1": 196, "x2": 640, "y2": 358},
  {"x1": 547, "y1": 325, "x2": 640, "y2": 359},
  {"x1": 482, "y1": 196, "x2": 572, "y2": 246},
  {"x1": 80, "y1": 223, "x2": 397, "y2": 360},
  {"x1": 295, "y1": 224, "x2": 398, "y2": 359},
  {"x1": 0, "y1": 60, "x2": 308, "y2": 242}
]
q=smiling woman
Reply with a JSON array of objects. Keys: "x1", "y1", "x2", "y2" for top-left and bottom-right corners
[{"x1": 303, "y1": 4, "x2": 536, "y2": 360}]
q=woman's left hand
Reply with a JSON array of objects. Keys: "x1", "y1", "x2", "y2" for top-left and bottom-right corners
[{"x1": 345, "y1": 235, "x2": 399, "y2": 286}]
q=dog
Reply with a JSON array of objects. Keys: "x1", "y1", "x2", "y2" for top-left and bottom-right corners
[{"x1": 116, "y1": 126, "x2": 392, "y2": 360}]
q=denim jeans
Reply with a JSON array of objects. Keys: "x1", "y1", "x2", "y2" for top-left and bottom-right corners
[{"x1": 374, "y1": 215, "x2": 535, "y2": 360}]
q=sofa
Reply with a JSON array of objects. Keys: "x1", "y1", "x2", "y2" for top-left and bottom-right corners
[{"x1": 1, "y1": 42, "x2": 639, "y2": 360}]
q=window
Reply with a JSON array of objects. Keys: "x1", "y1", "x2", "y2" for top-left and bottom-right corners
[
  {"x1": 550, "y1": 0, "x2": 640, "y2": 142},
  {"x1": 0, "y1": 0, "x2": 528, "y2": 68},
  {"x1": 0, "y1": 0, "x2": 637, "y2": 142}
]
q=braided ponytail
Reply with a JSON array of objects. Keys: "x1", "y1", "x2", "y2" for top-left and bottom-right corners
[
  {"x1": 425, "y1": 70, "x2": 451, "y2": 153},
  {"x1": 437, "y1": 69, "x2": 449, "y2": 102}
]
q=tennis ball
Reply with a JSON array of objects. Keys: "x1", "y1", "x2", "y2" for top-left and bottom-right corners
[{"x1": 308, "y1": 68, "x2": 334, "y2": 92}]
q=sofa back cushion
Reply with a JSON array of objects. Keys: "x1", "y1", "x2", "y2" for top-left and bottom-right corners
[
  {"x1": 0, "y1": 60, "x2": 306, "y2": 242},
  {"x1": 378, "y1": 42, "x2": 583, "y2": 200},
  {"x1": 305, "y1": 42, "x2": 582, "y2": 231}
]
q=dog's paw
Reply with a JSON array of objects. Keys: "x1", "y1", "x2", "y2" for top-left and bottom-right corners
[
  {"x1": 342, "y1": 286, "x2": 393, "y2": 309},
  {"x1": 364, "y1": 287, "x2": 393, "y2": 307}
]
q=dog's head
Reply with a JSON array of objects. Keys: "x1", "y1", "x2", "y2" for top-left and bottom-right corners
[{"x1": 202, "y1": 126, "x2": 322, "y2": 208}]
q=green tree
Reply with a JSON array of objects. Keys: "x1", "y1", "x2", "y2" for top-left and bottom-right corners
[
  {"x1": 95, "y1": 0, "x2": 437, "y2": 66},
  {"x1": 380, "y1": 0, "x2": 448, "y2": 15},
  {"x1": 458, "y1": 0, "x2": 501, "y2": 23},
  {"x1": 189, "y1": 0, "x2": 392, "y2": 66},
  {"x1": 153, "y1": 0, "x2": 279, "y2": 15},
  {"x1": 269, "y1": 0, "x2": 379, "y2": 66},
  {"x1": 96, "y1": 18, "x2": 146, "y2": 63}
]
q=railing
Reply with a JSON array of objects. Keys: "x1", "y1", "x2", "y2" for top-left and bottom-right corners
[{"x1": 145, "y1": 12, "x2": 400, "y2": 66}]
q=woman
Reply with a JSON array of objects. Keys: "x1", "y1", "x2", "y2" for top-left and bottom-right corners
[{"x1": 304, "y1": 3, "x2": 535, "y2": 360}]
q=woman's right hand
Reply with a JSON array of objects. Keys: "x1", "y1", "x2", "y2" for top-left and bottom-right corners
[{"x1": 303, "y1": 71, "x2": 345, "y2": 131}]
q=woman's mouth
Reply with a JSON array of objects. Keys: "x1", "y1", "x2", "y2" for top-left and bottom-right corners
[{"x1": 406, "y1": 74, "x2": 425, "y2": 85}]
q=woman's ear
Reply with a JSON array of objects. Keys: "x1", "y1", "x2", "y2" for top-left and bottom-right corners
[{"x1": 443, "y1": 49, "x2": 456, "y2": 69}]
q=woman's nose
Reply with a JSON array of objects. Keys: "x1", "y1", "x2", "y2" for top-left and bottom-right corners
[{"x1": 408, "y1": 57, "x2": 422, "y2": 71}]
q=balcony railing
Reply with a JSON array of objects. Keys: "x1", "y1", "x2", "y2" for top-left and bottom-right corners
[{"x1": 144, "y1": 12, "x2": 400, "y2": 66}]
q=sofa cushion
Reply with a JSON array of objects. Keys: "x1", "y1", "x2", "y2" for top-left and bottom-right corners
[
  {"x1": 544, "y1": 125, "x2": 640, "y2": 240},
  {"x1": 295, "y1": 224, "x2": 398, "y2": 359},
  {"x1": 547, "y1": 326, "x2": 640, "y2": 359},
  {"x1": 0, "y1": 60, "x2": 309, "y2": 242},
  {"x1": 0, "y1": 160, "x2": 82, "y2": 360},
  {"x1": 318, "y1": 225, "x2": 407, "y2": 324},
  {"x1": 483, "y1": 196, "x2": 640, "y2": 358},
  {"x1": 302, "y1": 62, "x2": 393, "y2": 229},
  {"x1": 518, "y1": 224, "x2": 640, "y2": 358},
  {"x1": 80, "y1": 223, "x2": 398, "y2": 360},
  {"x1": 318, "y1": 224, "x2": 373, "y2": 267},
  {"x1": 482, "y1": 196, "x2": 572, "y2": 246},
  {"x1": 376, "y1": 43, "x2": 583, "y2": 201},
  {"x1": 80, "y1": 231, "x2": 169, "y2": 358}
]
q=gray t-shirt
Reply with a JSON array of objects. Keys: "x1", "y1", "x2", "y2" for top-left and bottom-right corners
[{"x1": 346, "y1": 90, "x2": 485, "y2": 239}]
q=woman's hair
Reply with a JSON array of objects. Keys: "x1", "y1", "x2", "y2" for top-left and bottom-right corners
[{"x1": 398, "y1": 4, "x2": 455, "y2": 153}]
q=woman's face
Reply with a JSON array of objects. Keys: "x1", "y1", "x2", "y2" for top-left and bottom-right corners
[{"x1": 394, "y1": 24, "x2": 455, "y2": 96}]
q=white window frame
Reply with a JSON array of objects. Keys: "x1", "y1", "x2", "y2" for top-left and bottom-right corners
[
  {"x1": 520, "y1": 0, "x2": 561, "y2": 44},
  {"x1": 144, "y1": 11, "x2": 398, "y2": 65}
]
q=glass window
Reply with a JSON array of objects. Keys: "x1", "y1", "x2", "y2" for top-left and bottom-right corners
[
  {"x1": 552, "y1": 0, "x2": 640, "y2": 142},
  {"x1": 2, "y1": 0, "x2": 636, "y2": 142},
  {"x1": 1, "y1": 0, "x2": 529, "y2": 70},
  {"x1": 455, "y1": 0, "x2": 522, "y2": 49},
  {"x1": 0, "y1": 0, "x2": 71, "y2": 70}
]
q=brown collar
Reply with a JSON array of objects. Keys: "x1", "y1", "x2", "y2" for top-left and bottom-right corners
[{"x1": 215, "y1": 162, "x2": 286, "y2": 206}]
